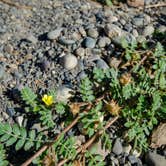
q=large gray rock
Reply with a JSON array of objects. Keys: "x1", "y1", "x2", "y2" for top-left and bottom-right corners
[{"x1": 145, "y1": 152, "x2": 166, "y2": 166}]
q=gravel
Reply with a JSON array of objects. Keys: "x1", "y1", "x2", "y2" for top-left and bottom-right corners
[{"x1": 0, "y1": 0, "x2": 165, "y2": 164}]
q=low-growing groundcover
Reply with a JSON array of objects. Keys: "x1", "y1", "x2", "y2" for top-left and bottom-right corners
[{"x1": 0, "y1": 38, "x2": 165, "y2": 165}]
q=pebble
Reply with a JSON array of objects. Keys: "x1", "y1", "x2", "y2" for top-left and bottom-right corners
[
  {"x1": 41, "y1": 59, "x2": 50, "y2": 71},
  {"x1": 132, "y1": 15, "x2": 144, "y2": 26},
  {"x1": 25, "y1": 34, "x2": 38, "y2": 44},
  {"x1": 128, "y1": 155, "x2": 138, "y2": 164},
  {"x1": 59, "y1": 37, "x2": 76, "y2": 45},
  {"x1": 3, "y1": 44, "x2": 13, "y2": 54},
  {"x1": 127, "y1": 0, "x2": 144, "y2": 7},
  {"x1": 104, "y1": 24, "x2": 122, "y2": 39},
  {"x1": 47, "y1": 28, "x2": 63, "y2": 40},
  {"x1": 143, "y1": 25, "x2": 154, "y2": 36},
  {"x1": 6, "y1": 107, "x2": 15, "y2": 117},
  {"x1": 0, "y1": 65, "x2": 5, "y2": 81},
  {"x1": 83, "y1": 37, "x2": 96, "y2": 48},
  {"x1": 158, "y1": 25, "x2": 166, "y2": 33},
  {"x1": 97, "y1": 37, "x2": 111, "y2": 48},
  {"x1": 112, "y1": 138, "x2": 123, "y2": 155},
  {"x1": 15, "y1": 116, "x2": 24, "y2": 126},
  {"x1": 123, "y1": 144, "x2": 132, "y2": 154},
  {"x1": 96, "y1": 59, "x2": 109, "y2": 70},
  {"x1": 132, "y1": 29, "x2": 139, "y2": 37},
  {"x1": 75, "y1": 47, "x2": 85, "y2": 57},
  {"x1": 87, "y1": 28, "x2": 99, "y2": 38},
  {"x1": 56, "y1": 85, "x2": 73, "y2": 102},
  {"x1": 145, "y1": 152, "x2": 166, "y2": 166},
  {"x1": 60, "y1": 54, "x2": 78, "y2": 70},
  {"x1": 136, "y1": 35, "x2": 146, "y2": 43},
  {"x1": 132, "y1": 149, "x2": 141, "y2": 157}
]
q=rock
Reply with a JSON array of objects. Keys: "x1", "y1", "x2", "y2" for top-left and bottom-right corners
[
  {"x1": 87, "y1": 28, "x2": 99, "y2": 38},
  {"x1": 132, "y1": 15, "x2": 144, "y2": 26},
  {"x1": 41, "y1": 59, "x2": 50, "y2": 71},
  {"x1": 145, "y1": 152, "x2": 166, "y2": 166},
  {"x1": 132, "y1": 29, "x2": 139, "y2": 37},
  {"x1": 79, "y1": 27, "x2": 86, "y2": 37},
  {"x1": 25, "y1": 34, "x2": 38, "y2": 44},
  {"x1": 60, "y1": 54, "x2": 78, "y2": 70},
  {"x1": 128, "y1": 155, "x2": 138, "y2": 164},
  {"x1": 6, "y1": 107, "x2": 15, "y2": 117},
  {"x1": 158, "y1": 25, "x2": 166, "y2": 33},
  {"x1": 112, "y1": 138, "x2": 123, "y2": 155},
  {"x1": 0, "y1": 65, "x2": 5, "y2": 81},
  {"x1": 150, "y1": 123, "x2": 166, "y2": 148},
  {"x1": 97, "y1": 37, "x2": 111, "y2": 48},
  {"x1": 143, "y1": 25, "x2": 154, "y2": 36},
  {"x1": 96, "y1": 59, "x2": 109, "y2": 70},
  {"x1": 75, "y1": 47, "x2": 85, "y2": 57},
  {"x1": 56, "y1": 85, "x2": 73, "y2": 102},
  {"x1": 112, "y1": 32, "x2": 136, "y2": 46},
  {"x1": 123, "y1": 144, "x2": 132, "y2": 154},
  {"x1": 136, "y1": 35, "x2": 146, "y2": 43},
  {"x1": 83, "y1": 37, "x2": 96, "y2": 48},
  {"x1": 59, "y1": 37, "x2": 75, "y2": 45},
  {"x1": 104, "y1": 24, "x2": 122, "y2": 39},
  {"x1": 3, "y1": 44, "x2": 13, "y2": 54},
  {"x1": 109, "y1": 57, "x2": 121, "y2": 69},
  {"x1": 47, "y1": 28, "x2": 63, "y2": 40},
  {"x1": 132, "y1": 149, "x2": 141, "y2": 157},
  {"x1": 127, "y1": 0, "x2": 144, "y2": 7},
  {"x1": 15, "y1": 116, "x2": 24, "y2": 126},
  {"x1": 89, "y1": 139, "x2": 109, "y2": 160}
]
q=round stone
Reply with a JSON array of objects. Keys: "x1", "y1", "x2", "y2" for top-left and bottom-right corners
[
  {"x1": 104, "y1": 24, "x2": 122, "y2": 39},
  {"x1": 97, "y1": 37, "x2": 111, "y2": 48},
  {"x1": 75, "y1": 47, "x2": 85, "y2": 57},
  {"x1": 87, "y1": 28, "x2": 99, "y2": 38},
  {"x1": 47, "y1": 28, "x2": 63, "y2": 40},
  {"x1": 61, "y1": 54, "x2": 78, "y2": 70},
  {"x1": 143, "y1": 25, "x2": 154, "y2": 36},
  {"x1": 83, "y1": 37, "x2": 96, "y2": 48}
]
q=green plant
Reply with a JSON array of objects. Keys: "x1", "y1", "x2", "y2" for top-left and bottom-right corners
[
  {"x1": 0, "y1": 144, "x2": 8, "y2": 166},
  {"x1": 0, "y1": 123, "x2": 45, "y2": 151},
  {"x1": 79, "y1": 101, "x2": 104, "y2": 137},
  {"x1": 80, "y1": 77, "x2": 95, "y2": 102}
]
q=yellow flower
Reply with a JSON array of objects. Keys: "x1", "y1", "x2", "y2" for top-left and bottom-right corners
[{"x1": 42, "y1": 94, "x2": 53, "y2": 106}]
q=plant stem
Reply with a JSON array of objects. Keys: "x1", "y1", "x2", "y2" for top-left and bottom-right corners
[{"x1": 57, "y1": 116, "x2": 119, "y2": 166}]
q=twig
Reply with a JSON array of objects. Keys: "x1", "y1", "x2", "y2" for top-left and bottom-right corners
[
  {"x1": 57, "y1": 116, "x2": 119, "y2": 166},
  {"x1": 0, "y1": 0, "x2": 32, "y2": 9},
  {"x1": 21, "y1": 116, "x2": 80, "y2": 166},
  {"x1": 145, "y1": 3, "x2": 166, "y2": 8}
]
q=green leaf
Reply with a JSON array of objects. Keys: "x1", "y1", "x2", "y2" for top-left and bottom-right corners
[
  {"x1": 13, "y1": 124, "x2": 20, "y2": 136},
  {"x1": 6, "y1": 137, "x2": 17, "y2": 147},
  {"x1": 20, "y1": 127, "x2": 27, "y2": 139},
  {"x1": 0, "y1": 134, "x2": 10, "y2": 142},
  {"x1": 24, "y1": 141, "x2": 34, "y2": 151},
  {"x1": 15, "y1": 139, "x2": 25, "y2": 151},
  {"x1": 29, "y1": 130, "x2": 36, "y2": 140}
]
